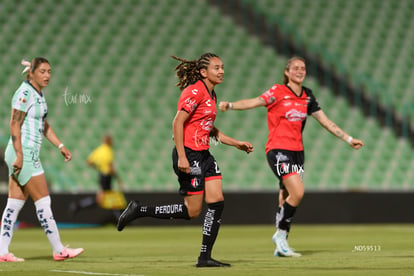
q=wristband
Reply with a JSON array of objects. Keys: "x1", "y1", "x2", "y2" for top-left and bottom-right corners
[
  {"x1": 228, "y1": 102, "x2": 233, "y2": 110},
  {"x1": 346, "y1": 136, "x2": 353, "y2": 144},
  {"x1": 58, "y1": 143, "x2": 64, "y2": 149}
]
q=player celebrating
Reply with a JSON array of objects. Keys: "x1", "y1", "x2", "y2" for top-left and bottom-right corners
[
  {"x1": 0, "y1": 58, "x2": 84, "y2": 262},
  {"x1": 219, "y1": 56, "x2": 364, "y2": 257},
  {"x1": 117, "y1": 53, "x2": 253, "y2": 267}
]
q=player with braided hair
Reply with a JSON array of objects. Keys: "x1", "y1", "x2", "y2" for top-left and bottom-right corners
[{"x1": 117, "y1": 53, "x2": 253, "y2": 267}]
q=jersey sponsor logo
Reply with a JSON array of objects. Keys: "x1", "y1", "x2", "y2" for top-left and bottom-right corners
[
  {"x1": 202, "y1": 208, "x2": 215, "y2": 236},
  {"x1": 155, "y1": 204, "x2": 183, "y2": 215},
  {"x1": 37, "y1": 209, "x2": 53, "y2": 235},
  {"x1": 191, "y1": 89, "x2": 198, "y2": 95},
  {"x1": 205, "y1": 99, "x2": 211, "y2": 106},
  {"x1": 285, "y1": 109, "x2": 307, "y2": 121},
  {"x1": 294, "y1": 97, "x2": 309, "y2": 107},
  {"x1": 2, "y1": 208, "x2": 15, "y2": 237},
  {"x1": 200, "y1": 118, "x2": 214, "y2": 131}
]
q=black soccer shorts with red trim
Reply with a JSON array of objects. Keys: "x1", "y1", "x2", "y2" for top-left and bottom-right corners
[
  {"x1": 266, "y1": 149, "x2": 305, "y2": 189},
  {"x1": 172, "y1": 147, "x2": 222, "y2": 196}
]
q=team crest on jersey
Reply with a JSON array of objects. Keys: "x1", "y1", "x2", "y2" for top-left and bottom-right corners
[
  {"x1": 264, "y1": 89, "x2": 276, "y2": 104},
  {"x1": 191, "y1": 177, "x2": 199, "y2": 188},
  {"x1": 184, "y1": 97, "x2": 197, "y2": 112}
]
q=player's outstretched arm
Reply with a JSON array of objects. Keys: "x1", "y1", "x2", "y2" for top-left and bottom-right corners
[
  {"x1": 312, "y1": 110, "x2": 365, "y2": 149},
  {"x1": 219, "y1": 97, "x2": 266, "y2": 112}
]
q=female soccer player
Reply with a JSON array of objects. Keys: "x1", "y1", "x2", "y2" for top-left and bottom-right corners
[
  {"x1": 219, "y1": 56, "x2": 364, "y2": 257},
  {"x1": 0, "y1": 58, "x2": 84, "y2": 262},
  {"x1": 117, "y1": 53, "x2": 253, "y2": 267}
]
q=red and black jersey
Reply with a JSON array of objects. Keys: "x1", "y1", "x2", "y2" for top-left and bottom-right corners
[
  {"x1": 260, "y1": 84, "x2": 321, "y2": 152},
  {"x1": 176, "y1": 80, "x2": 217, "y2": 151}
]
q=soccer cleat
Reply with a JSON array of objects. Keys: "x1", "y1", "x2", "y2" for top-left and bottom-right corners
[
  {"x1": 117, "y1": 200, "x2": 140, "y2": 231},
  {"x1": 196, "y1": 257, "x2": 231, "y2": 267},
  {"x1": 0, "y1": 253, "x2": 24, "y2": 262},
  {"x1": 272, "y1": 230, "x2": 301, "y2": 257},
  {"x1": 53, "y1": 246, "x2": 84, "y2": 261}
]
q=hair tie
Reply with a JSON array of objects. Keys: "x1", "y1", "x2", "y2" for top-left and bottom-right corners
[{"x1": 21, "y1": 59, "x2": 31, "y2": 74}]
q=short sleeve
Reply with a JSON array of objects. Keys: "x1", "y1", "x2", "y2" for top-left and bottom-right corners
[
  {"x1": 12, "y1": 89, "x2": 32, "y2": 112},
  {"x1": 305, "y1": 87, "x2": 321, "y2": 115},
  {"x1": 87, "y1": 148, "x2": 98, "y2": 165},
  {"x1": 260, "y1": 85, "x2": 278, "y2": 105},
  {"x1": 177, "y1": 86, "x2": 202, "y2": 114}
]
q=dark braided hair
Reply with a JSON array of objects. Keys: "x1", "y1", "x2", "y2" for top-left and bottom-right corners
[{"x1": 171, "y1": 53, "x2": 219, "y2": 90}]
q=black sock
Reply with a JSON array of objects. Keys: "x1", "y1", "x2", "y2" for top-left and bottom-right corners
[
  {"x1": 277, "y1": 202, "x2": 297, "y2": 231},
  {"x1": 138, "y1": 203, "x2": 190, "y2": 219},
  {"x1": 199, "y1": 201, "x2": 224, "y2": 259}
]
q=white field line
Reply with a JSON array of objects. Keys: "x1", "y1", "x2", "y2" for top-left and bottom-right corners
[{"x1": 50, "y1": 270, "x2": 144, "y2": 276}]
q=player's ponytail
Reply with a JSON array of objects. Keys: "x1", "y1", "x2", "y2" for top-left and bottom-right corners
[{"x1": 172, "y1": 53, "x2": 219, "y2": 90}]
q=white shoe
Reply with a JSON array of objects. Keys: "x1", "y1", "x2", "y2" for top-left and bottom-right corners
[{"x1": 272, "y1": 230, "x2": 301, "y2": 257}]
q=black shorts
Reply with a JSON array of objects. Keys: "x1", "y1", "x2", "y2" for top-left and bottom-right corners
[
  {"x1": 172, "y1": 147, "x2": 222, "y2": 196},
  {"x1": 266, "y1": 149, "x2": 305, "y2": 190},
  {"x1": 99, "y1": 173, "x2": 112, "y2": 191}
]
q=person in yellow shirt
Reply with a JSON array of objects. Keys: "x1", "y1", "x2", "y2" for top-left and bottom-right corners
[
  {"x1": 69, "y1": 135, "x2": 124, "y2": 219},
  {"x1": 87, "y1": 135, "x2": 117, "y2": 191}
]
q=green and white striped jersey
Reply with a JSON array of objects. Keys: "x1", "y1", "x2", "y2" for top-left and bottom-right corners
[{"x1": 10, "y1": 81, "x2": 48, "y2": 149}]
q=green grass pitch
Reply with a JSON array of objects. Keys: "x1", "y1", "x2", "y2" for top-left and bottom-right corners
[{"x1": 1, "y1": 224, "x2": 413, "y2": 275}]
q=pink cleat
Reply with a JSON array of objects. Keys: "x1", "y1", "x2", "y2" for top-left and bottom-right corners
[
  {"x1": 53, "y1": 246, "x2": 84, "y2": 261},
  {"x1": 0, "y1": 253, "x2": 24, "y2": 262}
]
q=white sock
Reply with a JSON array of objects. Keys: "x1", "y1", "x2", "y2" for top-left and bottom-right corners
[
  {"x1": 35, "y1": 196, "x2": 64, "y2": 254},
  {"x1": 0, "y1": 198, "x2": 26, "y2": 255}
]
